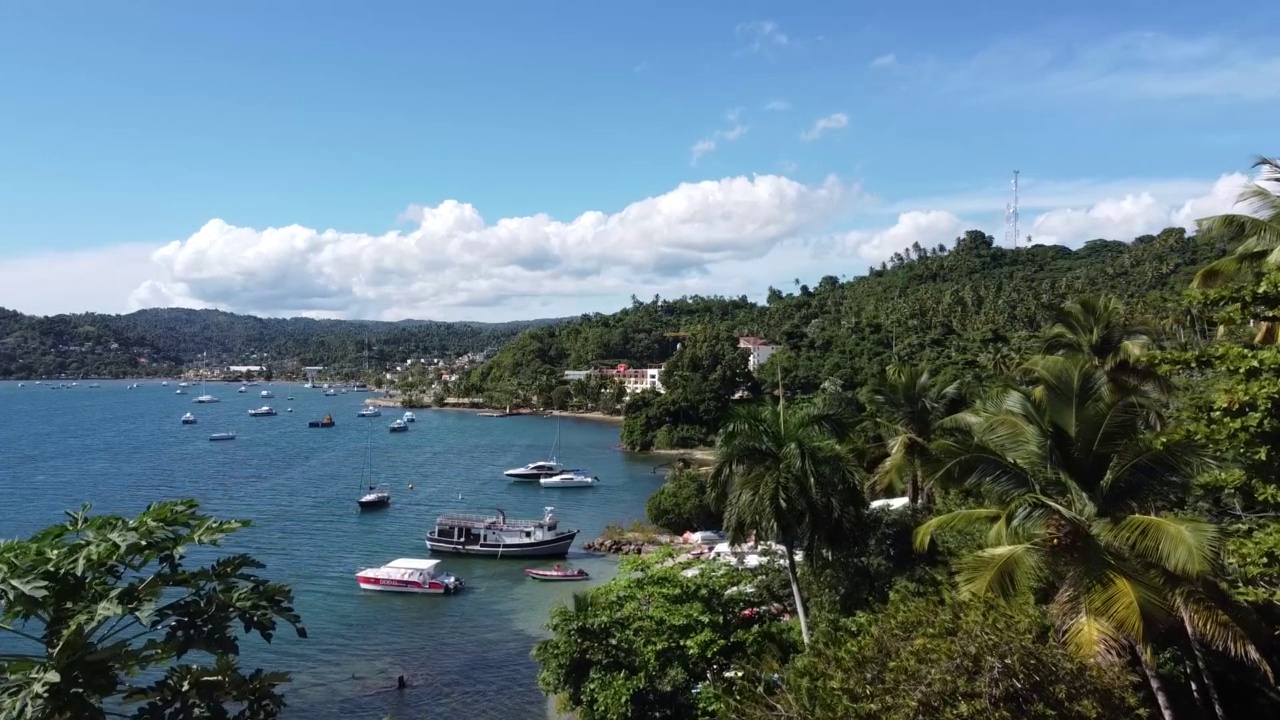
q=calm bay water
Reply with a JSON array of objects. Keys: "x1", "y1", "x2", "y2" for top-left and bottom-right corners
[{"x1": 0, "y1": 380, "x2": 666, "y2": 719}]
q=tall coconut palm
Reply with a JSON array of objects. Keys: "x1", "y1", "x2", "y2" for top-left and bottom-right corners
[
  {"x1": 915, "y1": 356, "x2": 1269, "y2": 720},
  {"x1": 1192, "y1": 156, "x2": 1280, "y2": 344},
  {"x1": 710, "y1": 398, "x2": 865, "y2": 647},
  {"x1": 863, "y1": 363, "x2": 964, "y2": 506},
  {"x1": 1038, "y1": 296, "x2": 1171, "y2": 428}
]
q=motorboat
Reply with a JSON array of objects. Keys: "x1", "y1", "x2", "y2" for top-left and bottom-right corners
[
  {"x1": 324, "y1": 389, "x2": 337, "y2": 396},
  {"x1": 540, "y1": 471, "x2": 599, "y2": 488},
  {"x1": 248, "y1": 406, "x2": 277, "y2": 417},
  {"x1": 161, "y1": 381, "x2": 169, "y2": 386},
  {"x1": 402, "y1": 411, "x2": 416, "y2": 422},
  {"x1": 355, "y1": 558, "x2": 463, "y2": 594},
  {"x1": 87, "y1": 383, "x2": 100, "y2": 388},
  {"x1": 209, "y1": 432, "x2": 236, "y2": 441},
  {"x1": 308, "y1": 414, "x2": 336, "y2": 428},
  {"x1": 524, "y1": 565, "x2": 590, "y2": 582},
  {"x1": 425, "y1": 507, "x2": 578, "y2": 558},
  {"x1": 237, "y1": 386, "x2": 248, "y2": 393},
  {"x1": 357, "y1": 407, "x2": 382, "y2": 418},
  {"x1": 181, "y1": 412, "x2": 197, "y2": 425},
  {"x1": 505, "y1": 420, "x2": 564, "y2": 481},
  {"x1": 287, "y1": 395, "x2": 295, "y2": 400},
  {"x1": 260, "y1": 390, "x2": 274, "y2": 398},
  {"x1": 504, "y1": 461, "x2": 563, "y2": 482},
  {"x1": 175, "y1": 389, "x2": 186, "y2": 395},
  {"x1": 178, "y1": 382, "x2": 190, "y2": 387},
  {"x1": 389, "y1": 419, "x2": 408, "y2": 432},
  {"x1": 358, "y1": 482, "x2": 392, "y2": 509}
]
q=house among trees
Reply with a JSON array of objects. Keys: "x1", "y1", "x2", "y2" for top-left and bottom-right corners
[{"x1": 737, "y1": 336, "x2": 776, "y2": 373}]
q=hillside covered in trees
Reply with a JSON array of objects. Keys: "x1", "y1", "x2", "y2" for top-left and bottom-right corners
[
  {"x1": 471, "y1": 226, "x2": 1231, "y2": 447},
  {"x1": 0, "y1": 307, "x2": 565, "y2": 379}
]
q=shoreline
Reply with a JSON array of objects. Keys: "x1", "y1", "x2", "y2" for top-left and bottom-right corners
[{"x1": 362, "y1": 397, "x2": 626, "y2": 425}]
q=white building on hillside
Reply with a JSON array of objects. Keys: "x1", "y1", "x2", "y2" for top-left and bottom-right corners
[{"x1": 737, "y1": 337, "x2": 777, "y2": 373}]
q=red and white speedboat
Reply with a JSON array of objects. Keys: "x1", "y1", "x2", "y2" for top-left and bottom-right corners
[
  {"x1": 355, "y1": 558, "x2": 463, "y2": 594},
  {"x1": 524, "y1": 565, "x2": 590, "y2": 582}
]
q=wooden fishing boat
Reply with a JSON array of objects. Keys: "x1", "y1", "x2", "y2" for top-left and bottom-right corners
[{"x1": 524, "y1": 565, "x2": 589, "y2": 582}]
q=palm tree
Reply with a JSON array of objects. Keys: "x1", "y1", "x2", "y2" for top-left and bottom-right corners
[
  {"x1": 863, "y1": 363, "x2": 963, "y2": 506},
  {"x1": 1193, "y1": 156, "x2": 1280, "y2": 288},
  {"x1": 1192, "y1": 156, "x2": 1280, "y2": 343},
  {"x1": 710, "y1": 398, "x2": 865, "y2": 647},
  {"x1": 915, "y1": 356, "x2": 1269, "y2": 720}
]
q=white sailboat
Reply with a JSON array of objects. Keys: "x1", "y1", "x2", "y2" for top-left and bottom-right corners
[
  {"x1": 357, "y1": 421, "x2": 390, "y2": 510},
  {"x1": 193, "y1": 376, "x2": 219, "y2": 404}
]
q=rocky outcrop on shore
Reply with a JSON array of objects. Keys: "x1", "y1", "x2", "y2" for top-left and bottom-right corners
[{"x1": 582, "y1": 533, "x2": 680, "y2": 555}]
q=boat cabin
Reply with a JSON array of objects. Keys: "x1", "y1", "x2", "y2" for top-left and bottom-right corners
[{"x1": 432, "y1": 507, "x2": 561, "y2": 545}]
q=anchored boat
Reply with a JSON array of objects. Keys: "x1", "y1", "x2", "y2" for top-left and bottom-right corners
[{"x1": 425, "y1": 507, "x2": 577, "y2": 558}]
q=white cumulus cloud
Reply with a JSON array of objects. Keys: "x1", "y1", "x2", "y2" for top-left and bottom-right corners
[
  {"x1": 1030, "y1": 173, "x2": 1249, "y2": 245},
  {"x1": 129, "y1": 175, "x2": 852, "y2": 320},
  {"x1": 800, "y1": 113, "x2": 849, "y2": 142},
  {"x1": 836, "y1": 210, "x2": 966, "y2": 262}
]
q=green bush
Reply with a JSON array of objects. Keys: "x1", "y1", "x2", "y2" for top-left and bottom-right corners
[{"x1": 645, "y1": 468, "x2": 721, "y2": 533}]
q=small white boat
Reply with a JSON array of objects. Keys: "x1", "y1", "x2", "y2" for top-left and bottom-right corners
[
  {"x1": 248, "y1": 406, "x2": 277, "y2": 417},
  {"x1": 17, "y1": 383, "x2": 23, "y2": 387},
  {"x1": 175, "y1": 389, "x2": 186, "y2": 395},
  {"x1": 355, "y1": 558, "x2": 463, "y2": 594},
  {"x1": 403, "y1": 411, "x2": 416, "y2": 422},
  {"x1": 161, "y1": 381, "x2": 169, "y2": 386},
  {"x1": 357, "y1": 407, "x2": 382, "y2": 418},
  {"x1": 287, "y1": 395, "x2": 295, "y2": 400},
  {"x1": 178, "y1": 382, "x2": 190, "y2": 387},
  {"x1": 324, "y1": 389, "x2": 337, "y2": 396},
  {"x1": 340, "y1": 388, "x2": 348, "y2": 394},
  {"x1": 193, "y1": 394, "x2": 219, "y2": 403},
  {"x1": 524, "y1": 565, "x2": 590, "y2": 582},
  {"x1": 181, "y1": 412, "x2": 197, "y2": 425},
  {"x1": 389, "y1": 419, "x2": 408, "y2": 432},
  {"x1": 260, "y1": 390, "x2": 274, "y2": 398},
  {"x1": 540, "y1": 471, "x2": 599, "y2": 488},
  {"x1": 87, "y1": 383, "x2": 100, "y2": 388},
  {"x1": 237, "y1": 386, "x2": 248, "y2": 393},
  {"x1": 209, "y1": 432, "x2": 236, "y2": 441}
]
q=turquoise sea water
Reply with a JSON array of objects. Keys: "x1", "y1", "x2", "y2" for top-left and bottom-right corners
[{"x1": 0, "y1": 380, "x2": 666, "y2": 719}]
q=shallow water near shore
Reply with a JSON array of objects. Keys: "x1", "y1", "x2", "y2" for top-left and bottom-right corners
[{"x1": 0, "y1": 380, "x2": 665, "y2": 719}]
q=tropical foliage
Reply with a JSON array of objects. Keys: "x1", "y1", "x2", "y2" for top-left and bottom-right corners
[
  {"x1": 0, "y1": 500, "x2": 305, "y2": 719},
  {"x1": 533, "y1": 552, "x2": 798, "y2": 720},
  {"x1": 536, "y1": 158, "x2": 1280, "y2": 720}
]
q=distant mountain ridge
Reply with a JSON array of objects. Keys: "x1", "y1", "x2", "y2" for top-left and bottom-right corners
[{"x1": 0, "y1": 306, "x2": 568, "y2": 379}]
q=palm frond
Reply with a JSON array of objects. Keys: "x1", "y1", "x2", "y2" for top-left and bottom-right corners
[
  {"x1": 1172, "y1": 580, "x2": 1273, "y2": 680},
  {"x1": 913, "y1": 508, "x2": 1003, "y2": 551},
  {"x1": 953, "y1": 543, "x2": 1045, "y2": 599},
  {"x1": 1099, "y1": 515, "x2": 1221, "y2": 579}
]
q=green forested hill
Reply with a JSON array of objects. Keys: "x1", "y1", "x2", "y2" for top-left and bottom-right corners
[
  {"x1": 0, "y1": 307, "x2": 565, "y2": 379},
  {"x1": 474, "y1": 226, "x2": 1230, "y2": 400}
]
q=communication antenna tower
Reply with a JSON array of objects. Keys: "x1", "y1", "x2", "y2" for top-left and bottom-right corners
[{"x1": 1004, "y1": 170, "x2": 1020, "y2": 249}]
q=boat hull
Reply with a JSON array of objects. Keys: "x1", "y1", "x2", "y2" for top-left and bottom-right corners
[
  {"x1": 504, "y1": 470, "x2": 560, "y2": 481},
  {"x1": 358, "y1": 497, "x2": 390, "y2": 509},
  {"x1": 524, "y1": 569, "x2": 590, "y2": 582},
  {"x1": 425, "y1": 531, "x2": 578, "y2": 558},
  {"x1": 355, "y1": 577, "x2": 456, "y2": 594}
]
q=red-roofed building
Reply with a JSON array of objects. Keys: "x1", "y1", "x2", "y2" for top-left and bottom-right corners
[{"x1": 738, "y1": 337, "x2": 777, "y2": 373}]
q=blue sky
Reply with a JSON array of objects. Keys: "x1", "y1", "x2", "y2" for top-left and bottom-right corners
[{"x1": 0, "y1": 2, "x2": 1275, "y2": 320}]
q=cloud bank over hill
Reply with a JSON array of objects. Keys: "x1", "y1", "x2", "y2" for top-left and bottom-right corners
[{"x1": 0, "y1": 171, "x2": 1253, "y2": 321}]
